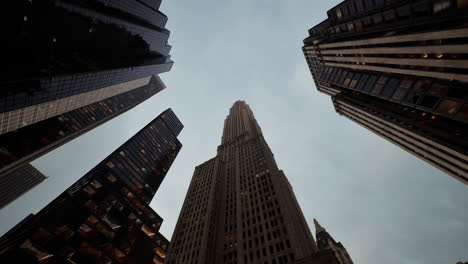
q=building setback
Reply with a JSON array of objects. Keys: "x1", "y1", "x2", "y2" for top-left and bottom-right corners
[
  {"x1": 164, "y1": 101, "x2": 351, "y2": 264},
  {"x1": 1, "y1": 0, "x2": 174, "y2": 201},
  {"x1": 0, "y1": 109, "x2": 183, "y2": 264},
  {"x1": 302, "y1": 0, "x2": 468, "y2": 184},
  {"x1": 0, "y1": 164, "x2": 46, "y2": 209}
]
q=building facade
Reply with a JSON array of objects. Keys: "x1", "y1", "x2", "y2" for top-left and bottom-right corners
[
  {"x1": 0, "y1": 109, "x2": 183, "y2": 264},
  {"x1": 0, "y1": 76, "x2": 166, "y2": 179},
  {"x1": 1, "y1": 0, "x2": 173, "y2": 177},
  {"x1": 0, "y1": 164, "x2": 46, "y2": 209},
  {"x1": 165, "y1": 101, "x2": 339, "y2": 264},
  {"x1": 303, "y1": 0, "x2": 468, "y2": 184}
]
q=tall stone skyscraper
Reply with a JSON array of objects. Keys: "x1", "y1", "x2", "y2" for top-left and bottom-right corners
[
  {"x1": 1, "y1": 0, "x2": 174, "y2": 204},
  {"x1": 302, "y1": 0, "x2": 468, "y2": 184},
  {"x1": 0, "y1": 109, "x2": 183, "y2": 264},
  {"x1": 165, "y1": 101, "x2": 319, "y2": 264}
]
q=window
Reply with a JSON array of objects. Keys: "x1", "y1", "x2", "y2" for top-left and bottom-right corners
[
  {"x1": 343, "y1": 72, "x2": 354, "y2": 87},
  {"x1": 332, "y1": 69, "x2": 343, "y2": 84},
  {"x1": 405, "y1": 80, "x2": 432, "y2": 104},
  {"x1": 336, "y1": 8, "x2": 342, "y2": 19},
  {"x1": 381, "y1": 78, "x2": 400, "y2": 98},
  {"x1": 354, "y1": 20, "x2": 363, "y2": 31},
  {"x1": 362, "y1": 75, "x2": 377, "y2": 92},
  {"x1": 436, "y1": 99, "x2": 460, "y2": 115},
  {"x1": 418, "y1": 96, "x2": 439, "y2": 109},
  {"x1": 397, "y1": 5, "x2": 411, "y2": 18},
  {"x1": 371, "y1": 75, "x2": 388, "y2": 95},
  {"x1": 365, "y1": 0, "x2": 375, "y2": 8},
  {"x1": 356, "y1": 0, "x2": 365, "y2": 11},
  {"x1": 338, "y1": 71, "x2": 349, "y2": 85},
  {"x1": 413, "y1": 1, "x2": 431, "y2": 16},
  {"x1": 355, "y1": 74, "x2": 369, "y2": 91},
  {"x1": 383, "y1": 10, "x2": 396, "y2": 22},
  {"x1": 413, "y1": 80, "x2": 432, "y2": 91},
  {"x1": 106, "y1": 161, "x2": 115, "y2": 168},
  {"x1": 362, "y1": 16, "x2": 373, "y2": 27},
  {"x1": 372, "y1": 13, "x2": 383, "y2": 24},
  {"x1": 339, "y1": 24, "x2": 348, "y2": 32},
  {"x1": 428, "y1": 83, "x2": 449, "y2": 97},
  {"x1": 433, "y1": 0, "x2": 451, "y2": 13},
  {"x1": 455, "y1": 104, "x2": 468, "y2": 120},
  {"x1": 392, "y1": 77, "x2": 414, "y2": 101},
  {"x1": 327, "y1": 68, "x2": 338, "y2": 82},
  {"x1": 90, "y1": 180, "x2": 103, "y2": 189},
  {"x1": 458, "y1": 0, "x2": 468, "y2": 8},
  {"x1": 334, "y1": 25, "x2": 341, "y2": 34},
  {"x1": 349, "y1": 73, "x2": 361, "y2": 89}
]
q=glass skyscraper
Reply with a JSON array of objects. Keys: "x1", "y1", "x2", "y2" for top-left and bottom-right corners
[
  {"x1": 1, "y1": 0, "x2": 174, "y2": 204},
  {"x1": 0, "y1": 109, "x2": 183, "y2": 264}
]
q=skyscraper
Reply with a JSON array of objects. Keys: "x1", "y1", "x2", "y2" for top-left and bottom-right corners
[
  {"x1": 0, "y1": 109, "x2": 183, "y2": 264},
  {"x1": 302, "y1": 0, "x2": 468, "y2": 184},
  {"x1": 165, "y1": 101, "x2": 343, "y2": 264},
  {"x1": 1, "y1": 0, "x2": 174, "y2": 200}
]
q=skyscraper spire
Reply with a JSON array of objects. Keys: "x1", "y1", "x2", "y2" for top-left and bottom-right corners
[
  {"x1": 314, "y1": 220, "x2": 354, "y2": 264},
  {"x1": 221, "y1": 100, "x2": 263, "y2": 144},
  {"x1": 314, "y1": 218, "x2": 326, "y2": 233}
]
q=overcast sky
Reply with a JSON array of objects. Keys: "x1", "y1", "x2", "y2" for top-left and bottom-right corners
[{"x1": 1, "y1": 0, "x2": 467, "y2": 263}]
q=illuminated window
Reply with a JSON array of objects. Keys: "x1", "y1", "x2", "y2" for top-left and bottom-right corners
[
  {"x1": 86, "y1": 215, "x2": 99, "y2": 225},
  {"x1": 107, "y1": 174, "x2": 117, "y2": 183},
  {"x1": 83, "y1": 186, "x2": 96, "y2": 196},
  {"x1": 90, "y1": 180, "x2": 103, "y2": 189},
  {"x1": 436, "y1": 100, "x2": 460, "y2": 115},
  {"x1": 106, "y1": 161, "x2": 115, "y2": 168},
  {"x1": 336, "y1": 8, "x2": 342, "y2": 19},
  {"x1": 433, "y1": 0, "x2": 451, "y2": 13}
]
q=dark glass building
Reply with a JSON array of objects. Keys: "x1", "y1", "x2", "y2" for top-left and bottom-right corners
[
  {"x1": 1, "y1": 0, "x2": 173, "y2": 176},
  {"x1": 303, "y1": 0, "x2": 468, "y2": 184},
  {"x1": 0, "y1": 76, "x2": 165, "y2": 178},
  {"x1": 165, "y1": 101, "x2": 352, "y2": 264},
  {"x1": 0, "y1": 164, "x2": 46, "y2": 209},
  {"x1": 0, "y1": 108, "x2": 183, "y2": 264}
]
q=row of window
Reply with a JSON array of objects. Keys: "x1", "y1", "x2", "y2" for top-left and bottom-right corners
[{"x1": 318, "y1": 66, "x2": 468, "y2": 121}]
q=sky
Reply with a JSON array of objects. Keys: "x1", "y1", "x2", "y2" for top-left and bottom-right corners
[{"x1": 1, "y1": 0, "x2": 467, "y2": 263}]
